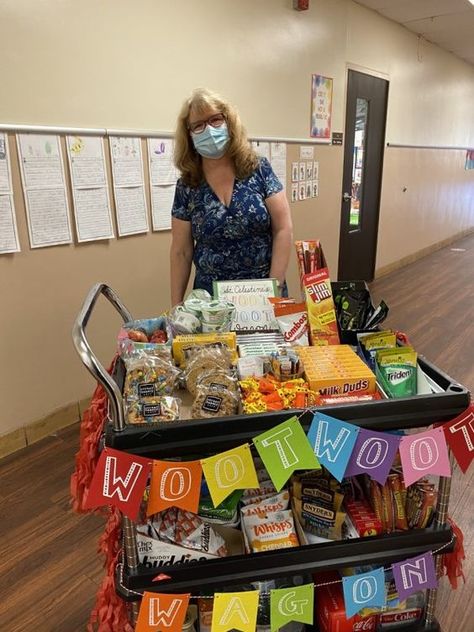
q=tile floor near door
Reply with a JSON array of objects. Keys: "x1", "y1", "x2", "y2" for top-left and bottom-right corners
[{"x1": 0, "y1": 234, "x2": 473, "y2": 632}]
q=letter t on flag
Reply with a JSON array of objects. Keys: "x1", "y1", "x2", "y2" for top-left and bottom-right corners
[
  {"x1": 253, "y1": 416, "x2": 320, "y2": 491},
  {"x1": 443, "y1": 404, "x2": 474, "y2": 473},
  {"x1": 84, "y1": 447, "x2": 150, "y2": 520},
  {"x1": 135, "y1": 592, "x2": 190, "y2": 632}
]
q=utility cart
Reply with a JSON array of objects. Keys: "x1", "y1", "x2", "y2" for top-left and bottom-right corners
[{"x1": 73, "y1": 283, "x2": 471, "y2": 631}]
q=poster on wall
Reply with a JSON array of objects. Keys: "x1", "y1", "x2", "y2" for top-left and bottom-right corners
[
  {"x1": 310, "y1": 74, "x2": 333, "y2": 141},
  {"x1": 465, "y1": 150, "x2": 474, "y2": 170}
]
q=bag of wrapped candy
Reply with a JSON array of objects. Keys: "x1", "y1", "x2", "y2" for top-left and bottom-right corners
[{"x1": 118, "y1": 316, "x2": 172, "y2": 359}]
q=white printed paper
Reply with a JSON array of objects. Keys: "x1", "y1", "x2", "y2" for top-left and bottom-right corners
[
  {"x1": 251, "y1": 141, "x2": 271, "y2": 161},
  {"x1": 270, "y1": 142, "x2": 287, "y2": 190},
  {"x1": 148, "y1": 138, "x2": 179, "y2": 185},
  {"x1": 110, "y1": 136, "x2": 149, "y2": 236},
  {"x1": 291, "y1": 183, "x2": 298, "y2": 203},
  {"x1": 313, "y1": 161, "x2": 319, "y2": 180},
  {"x1": 72, "y1": 187, "x2": 114, "y2": 242},
  {"x1": 312, "y1": 180, "x2": 319, "y2": 198},
  {"x1": 17, "y1": 134, "x2": 66, "y2": 189},
  {"x1": 17, "y1": 134, "x2": 72, "y2": 248},
  {"x1": 300, "y1": 145, "x2": 314, "y2": 160},
  {"x1": 0, "y1": 133, "x2": 13, "y2": 193},
  {"x1": 291, "y1": 162, "x2": 299, "y2": 183},
  {"x1": 110, "y1": 136, "x2": 144, "y2": 187},
  {"x1": 0, "y1": 195, "x2": 20, "y2": 253},
  {"x1": 25, "y1": 187, "x2": 72, "y2": 247},
  {"x1": 67, "y1": 136, "x2": 107, "y2": 187},
  {"x1": 151, "y1": 184, "x2": 176, "y2": 231},
  {"x1": 114, "y1": 186, "x2": 149, "y2": 236}
]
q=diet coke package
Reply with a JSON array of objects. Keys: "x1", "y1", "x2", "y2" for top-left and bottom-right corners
[{"x1": 314, "y1": 572, "x2": 378, "y2": 632}]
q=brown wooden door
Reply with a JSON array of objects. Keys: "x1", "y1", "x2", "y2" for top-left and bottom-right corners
[{"x1": 338, "y1": 70, "x2": 389, "y2": 281}]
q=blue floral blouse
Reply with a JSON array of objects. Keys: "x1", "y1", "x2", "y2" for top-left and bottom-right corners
[{"x1": 171, "y1": 157, "x2": 283, "y2": 295}]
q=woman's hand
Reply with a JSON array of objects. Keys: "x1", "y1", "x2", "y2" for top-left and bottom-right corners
[{"x1": 267, "y1": 190, "x2": 293, "y2": 287}]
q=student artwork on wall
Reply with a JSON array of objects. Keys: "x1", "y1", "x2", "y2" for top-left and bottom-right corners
[
  {"x1": 291, "y1": 154, "x2": 319, "y2": 203},
  {"x1": 0, "y1": 132, "x2": 20, "y2": 254},
  {"x1": 310, "y1": 74, "x2": 333, "y2": 141}
]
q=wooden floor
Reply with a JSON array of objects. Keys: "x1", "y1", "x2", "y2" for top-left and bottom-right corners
[{"x1": 0, "y1": 234, "x2": 472, "y2": 632}]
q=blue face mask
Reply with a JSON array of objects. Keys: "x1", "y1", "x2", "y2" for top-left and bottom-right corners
[{"x1": 191, "y1": 123, "x2": 230, "y2": 159}]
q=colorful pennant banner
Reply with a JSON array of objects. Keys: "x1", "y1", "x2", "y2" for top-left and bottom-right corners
[
  {"x1": 342, "y1": 566, "x2": 386, "y2": 617},
  {"x1": 147, "y1": 459, "x2": 202, "y2": 516},
  {"x1": 211, "y1": 590, "x2": 259, "y2": 631},
  {"x1": 392, "y1": 551, "x2": 438, "y2": 601},
  {"x1": 307, "y1": 412, "x2": 359, "y2": 481},
  {"x1": 344, "y1": 427, "x2": 401, "y2": 485},
  {"x1": 443, "y1": 404, "x2": 474, "y2": 473},
  {"x1": 84, "y1": 406, "x2": 472, "y2": 519},
  {"x1": 84, "y1": 447, "x2": 151, "y2": 520},
  {"x1": 399, "y1": 427, "x2": 451, "y2": 487},
  {"x1": 270, "y1": 583, "x2": 314, "y2": 631},
  {"x1": 201, "y1": 443, "x2": 259, "y2": 507},
  {"x1": 254, "y1": 416, "x2": 320, "y2": 491},
  {"x1": 135, "y1": 591, "x2": 190, "y2": 631}
]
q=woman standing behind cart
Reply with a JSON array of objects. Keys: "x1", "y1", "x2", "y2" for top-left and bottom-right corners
[{"x1": 170, "y1": 88, "x2": 293, "y2": 305}]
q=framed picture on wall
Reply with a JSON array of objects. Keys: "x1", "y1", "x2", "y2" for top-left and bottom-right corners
[{"x1": 310, "y1": 74, "x2": 333, "y2": 140}]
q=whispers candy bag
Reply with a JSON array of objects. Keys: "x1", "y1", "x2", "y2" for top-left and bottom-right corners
[{"x1": 243, "y1": 509, "x2": 299, "y2": 553}]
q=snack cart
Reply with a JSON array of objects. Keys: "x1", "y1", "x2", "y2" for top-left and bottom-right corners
[{"x1": 73, "y1": 283, "x2": 470, "y2": 631}]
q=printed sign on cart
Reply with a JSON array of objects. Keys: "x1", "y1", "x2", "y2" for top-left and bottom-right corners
[{"x1": 213, "y1": 278, "x2": 278, "y2": 331}]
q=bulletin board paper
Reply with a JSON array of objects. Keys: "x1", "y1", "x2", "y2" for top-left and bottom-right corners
[
  {"x1": 66, "y1": 136, "x2": 114, "y2": 242},
  {"x1": 0, "y1": 194, "x2": 20, "y2": 254},
  {"x1": 110, "y1": 136, "x2": 149, "y2": 236},
  {"x1": 148, "y1": 138, "x2": 179, "y2": 185},
  {"x1": 151, "y1": 184, "x2": 176, "y2": 231},
  {"x1": 17, "y1": 133, "x2": 73, "y2": 248}
]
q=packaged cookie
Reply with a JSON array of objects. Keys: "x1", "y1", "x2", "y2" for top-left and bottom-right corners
[
  {"x1": 127, "y1": 396, "x2": 181, "y2": 424},
  {"x1": 124, "y1": 353, "x2": 180, "y2": 399},
  {"x1": 185, "y1": 347, "x2": 233, "y2": 396},
  {"x1": 191, "y1": 382, "x2": 239, "y2": 419}
]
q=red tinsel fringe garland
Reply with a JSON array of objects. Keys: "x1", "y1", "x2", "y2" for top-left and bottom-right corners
[
  {"x1": 70, "y1": 358, "x2": 117, "y2": 513},
  {"x1": 442, "y1": 516, "x2": 466, "y2": 589},
  {"x1": 87, "y1": 507, "x2": 134, "y2": 632}
]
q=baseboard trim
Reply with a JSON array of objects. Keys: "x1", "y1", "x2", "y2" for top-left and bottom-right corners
[
  {"x1": 375, "y1": 228, "x2": 474, "y2": 279},
  {"x1": 0, "y1": 396, "x2": 91, "y2": 460}
]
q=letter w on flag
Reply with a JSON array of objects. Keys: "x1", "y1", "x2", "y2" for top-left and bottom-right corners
[
  {"x1": 135, "y1": 592, "x2": 190, "y2": 632},
  {"x1": 84, "y1": 447, "x2": 151, "y2": 520}
]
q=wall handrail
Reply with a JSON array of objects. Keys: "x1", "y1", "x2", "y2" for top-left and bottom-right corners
[{"x1": 387, "y1": 142, "x2": 472, "y2": 151}]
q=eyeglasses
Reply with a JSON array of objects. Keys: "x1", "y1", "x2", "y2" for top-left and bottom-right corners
[{"x1": 188, "y1": 113, "x2": 226, "y2": 135}]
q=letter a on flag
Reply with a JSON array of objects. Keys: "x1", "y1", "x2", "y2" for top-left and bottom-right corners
[
  {"x1": 201, "y1": 444, "x2": 259, "y2": 508},
  {"x1": 84, "y1": 447, "x2": 150, "y2": 520},
  {"x1": 211, "y1": 590, "x2": 259, "y2": 632},
  {"x1": 254, "y1": 416, "x2": 320, "y2": 491},
  {"x1": 135, "y1": 592, "x2": 190, "y2": 632},
  {"x1": 147, "y1": 459, "x2": 202, "y2": 516}
]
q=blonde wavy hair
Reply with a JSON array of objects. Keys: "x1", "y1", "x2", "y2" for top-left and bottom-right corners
[{"x1": 174, "y1": 88, "x2": 259, "y2": 187}]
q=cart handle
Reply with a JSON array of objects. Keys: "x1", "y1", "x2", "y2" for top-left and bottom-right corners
[{"x1": 72, "y1": 283, "x2": 133, "y2": 432}]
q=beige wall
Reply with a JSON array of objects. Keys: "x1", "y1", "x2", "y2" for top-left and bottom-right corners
[{"x1": 0, "y1": 0, "x2": 473, "y2": 437}]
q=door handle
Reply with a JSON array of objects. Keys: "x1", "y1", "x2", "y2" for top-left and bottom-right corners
[{"x1": 343, "y1": 192, "x2": 352, "y2": 202}]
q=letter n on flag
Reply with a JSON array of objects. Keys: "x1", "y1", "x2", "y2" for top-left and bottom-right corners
[
  {"x1": 135, "y1": 592, "x2": 190, "y2": 632},
  {"x1": 83, "y1": 447, "x2": 150, "y2": 520}
]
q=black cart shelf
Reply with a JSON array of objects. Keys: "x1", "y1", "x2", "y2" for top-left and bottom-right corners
[{"x1": 73, "y1": 283, "x2": 469, "y2": 629}]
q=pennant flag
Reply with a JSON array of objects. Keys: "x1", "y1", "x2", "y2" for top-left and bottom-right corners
[
  {"x1": 392, "y1": 552, "x2": 438, "y2": 601},
  {"x1": 444, "y1": 404, "x2": 474, "y2": 473},
  {"x1": 399, "y1": 427, "x2": 451, "y2": 487},
  {"x1": 84, "y1": 447, "x2": 150, "y2": 520},
  {"x1": 270, "y1": 583, "x2": 314, "y2": 631},
  {"x1": 308, "y1": 412, "x2": 359, "y2": 481},
  {"x1": 135, "y1": 592, "x2": 190, "y2": 632},
  {"x1": 253, "y1": 416, "x2": 320, "y2": 492},
  {"x1": 342, "y1": 567, "x2": 386, "y2": 618},
  {"x1": 147, "y1": 459, "x2": 202, "y2": 516},
  {"x1": 201, "y1": 444, "x2": 259, "y2": 507},
  {"x1": 211, "y1": 590, "x2": 259, "y2": 632},
  {"x1": 345, "y1": 428, "x2": 400, "y2": 485}
]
